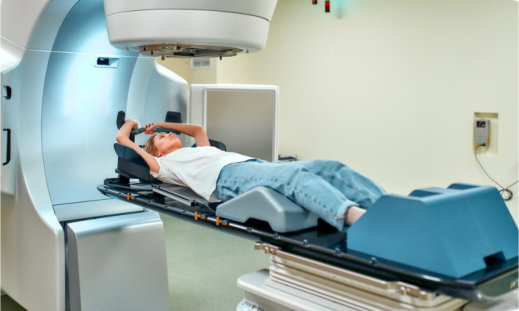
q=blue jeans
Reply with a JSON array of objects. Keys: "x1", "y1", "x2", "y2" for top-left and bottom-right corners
[{"x1": 214, "y1": 159, "x2": 386, "y2": 231}]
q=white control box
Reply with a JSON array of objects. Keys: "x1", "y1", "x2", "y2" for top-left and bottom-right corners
[{"x1": 474, "y1": 119, "x2": 490, "y2": 146}]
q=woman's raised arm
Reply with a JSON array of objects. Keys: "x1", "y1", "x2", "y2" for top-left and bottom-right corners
[
  {"x1": 116, "y1": 120, "x2": 160, "y2": 173},
  {"x1": 145, "y1": 122, "x2": 210, "y2": 147}
]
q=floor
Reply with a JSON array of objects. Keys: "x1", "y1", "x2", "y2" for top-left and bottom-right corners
[
  {"x1": 1, "y1": 213, "x2": 268, "y2": 311},
  {"x1": 1, "y1": 295, "x2": 25, "y2": 311},
  {"x1": 161, "y1": 214, "x2": 268, "y2": 311}
]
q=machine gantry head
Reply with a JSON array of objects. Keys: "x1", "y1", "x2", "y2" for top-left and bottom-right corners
[{"x1": 104, "y1": 0, "x2": 278, "y2": 58}]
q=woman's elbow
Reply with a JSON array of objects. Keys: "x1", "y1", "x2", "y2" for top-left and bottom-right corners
[
  {"x1": 115, "y1": 133, "x2": 127, "y2": 144},
  {"x1": 195, "y1": 125, "x2": 207, "y2": 136},
  {"x1": 149, "y1": 163, "x2": 160, "y2": 174}
]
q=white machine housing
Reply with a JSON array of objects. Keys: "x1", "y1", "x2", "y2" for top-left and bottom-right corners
[
  {"x1": 105, "y1": 0, "x2": 278, "y2": 57},
  {"x1": 1, "y1": 0, "x2": 278, "y2": 310}
]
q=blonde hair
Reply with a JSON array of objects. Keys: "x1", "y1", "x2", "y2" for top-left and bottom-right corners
[{"x1": 144, "y1": 134, "x2": 158, "y2": 156}]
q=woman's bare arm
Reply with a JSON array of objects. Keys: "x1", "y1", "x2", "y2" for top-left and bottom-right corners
[
  {"x1": 116, "y1": 120, "x2": 160, "y2": 173},
  {"x1": 146, "y1": 122, "x2": 210, "y2": 147}
]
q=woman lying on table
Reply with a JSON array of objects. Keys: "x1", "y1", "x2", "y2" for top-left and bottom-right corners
[{"x1": 116, "y1": 120, "x2": 386, "y2": 230}]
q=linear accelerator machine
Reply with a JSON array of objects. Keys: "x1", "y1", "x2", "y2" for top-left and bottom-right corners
[
  {"x1": 2, "y1": 1, "x2": 518, "y2": 311},
  {"x1": 0, "y1": 0, "x2": 276, "y2": 310}
]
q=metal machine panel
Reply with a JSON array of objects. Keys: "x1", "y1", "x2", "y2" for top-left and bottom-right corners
[
  {"x1": 67, "y1": 211, "x2": 169, "y2": 311},
  {"x1": 1, "y1": 48, "x2": 66, "y2": 311},
  {"x1": 41, "y1": 51, "x2": 136, "y2": 205},
  {"x1": 190, "y1": 84, "x2": 279, "y2": 161},
  {"x1": 54, "y1": 198, "x2": 143, "y2": 222},
  {"x1": 50, "y1": 0, "x2": 135, "y2": 56},
  {"x1": 128, "y1": 59, "x2": 189, "y2": 148},
  {"x1": 42, "y1": 53, "x2": 135, "y2": 204},
  {"x1": 40, "y1": 0, "x2": 187, "y2": 206},
  {"x1": 40, "y1": 0, "x2": 137, "y2": 205}
]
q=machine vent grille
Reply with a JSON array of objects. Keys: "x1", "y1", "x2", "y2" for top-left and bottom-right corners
[{"x1": 191, "y1": 58, "x2": 211, "y2": 68}]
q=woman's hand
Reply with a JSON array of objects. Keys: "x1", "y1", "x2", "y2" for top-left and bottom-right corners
[
  {"x1": 115, "y1": 120, "x2": 160, "y2": 173},
  {"x1": 144, "y1": 122, "x2": 160, "y2": 134}
]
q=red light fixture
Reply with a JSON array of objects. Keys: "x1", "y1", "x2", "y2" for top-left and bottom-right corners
[
  {"x1": 325, "y1": 0, "x2": 330, "y2": 13},
  {"x1": 312, "y1": 0, "x2": 318, "y2": 4}
]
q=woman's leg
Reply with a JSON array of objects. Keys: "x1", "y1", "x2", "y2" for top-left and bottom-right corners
[
  {"x1": 215, "y1": 160, "x2": 357, "y2": 231},
  {"x1": 297, "y1": 160, "x2": 386, "y2": 209}
]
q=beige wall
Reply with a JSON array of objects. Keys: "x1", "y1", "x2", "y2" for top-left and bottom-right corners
[
  {"x1": 158, "y1": 57, "x2": 218, "y2": 85},
  {"x1": 191, "y1": 58, "x2": 218, "y2": 84},
  {"x1": 215, "y1": 0, "x2": 518, "y2": 219},
  {"x1": 158, "y1": 57, "x2": 192, "y2": 83}
]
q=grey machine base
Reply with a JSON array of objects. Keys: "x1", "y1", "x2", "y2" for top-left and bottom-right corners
[
  {"x1": 236, "y1": 243, "x2": 518, "y2": 311},
  {"x1": 67, "y1": 210, "x2": 169, "y2": 311}
]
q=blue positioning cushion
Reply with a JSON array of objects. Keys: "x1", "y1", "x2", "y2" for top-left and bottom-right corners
[{"x1": 347, "y1": 183, "x2": 518, "y2": 278}]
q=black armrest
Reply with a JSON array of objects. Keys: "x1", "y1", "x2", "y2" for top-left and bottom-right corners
[{"x1": 114, "y1": 143, "x2": 157, "y2": 183}]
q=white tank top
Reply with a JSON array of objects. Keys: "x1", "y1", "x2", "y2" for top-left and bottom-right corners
[{"x1": 150, "y1": 146, "x2": 252, "y2": 200}]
